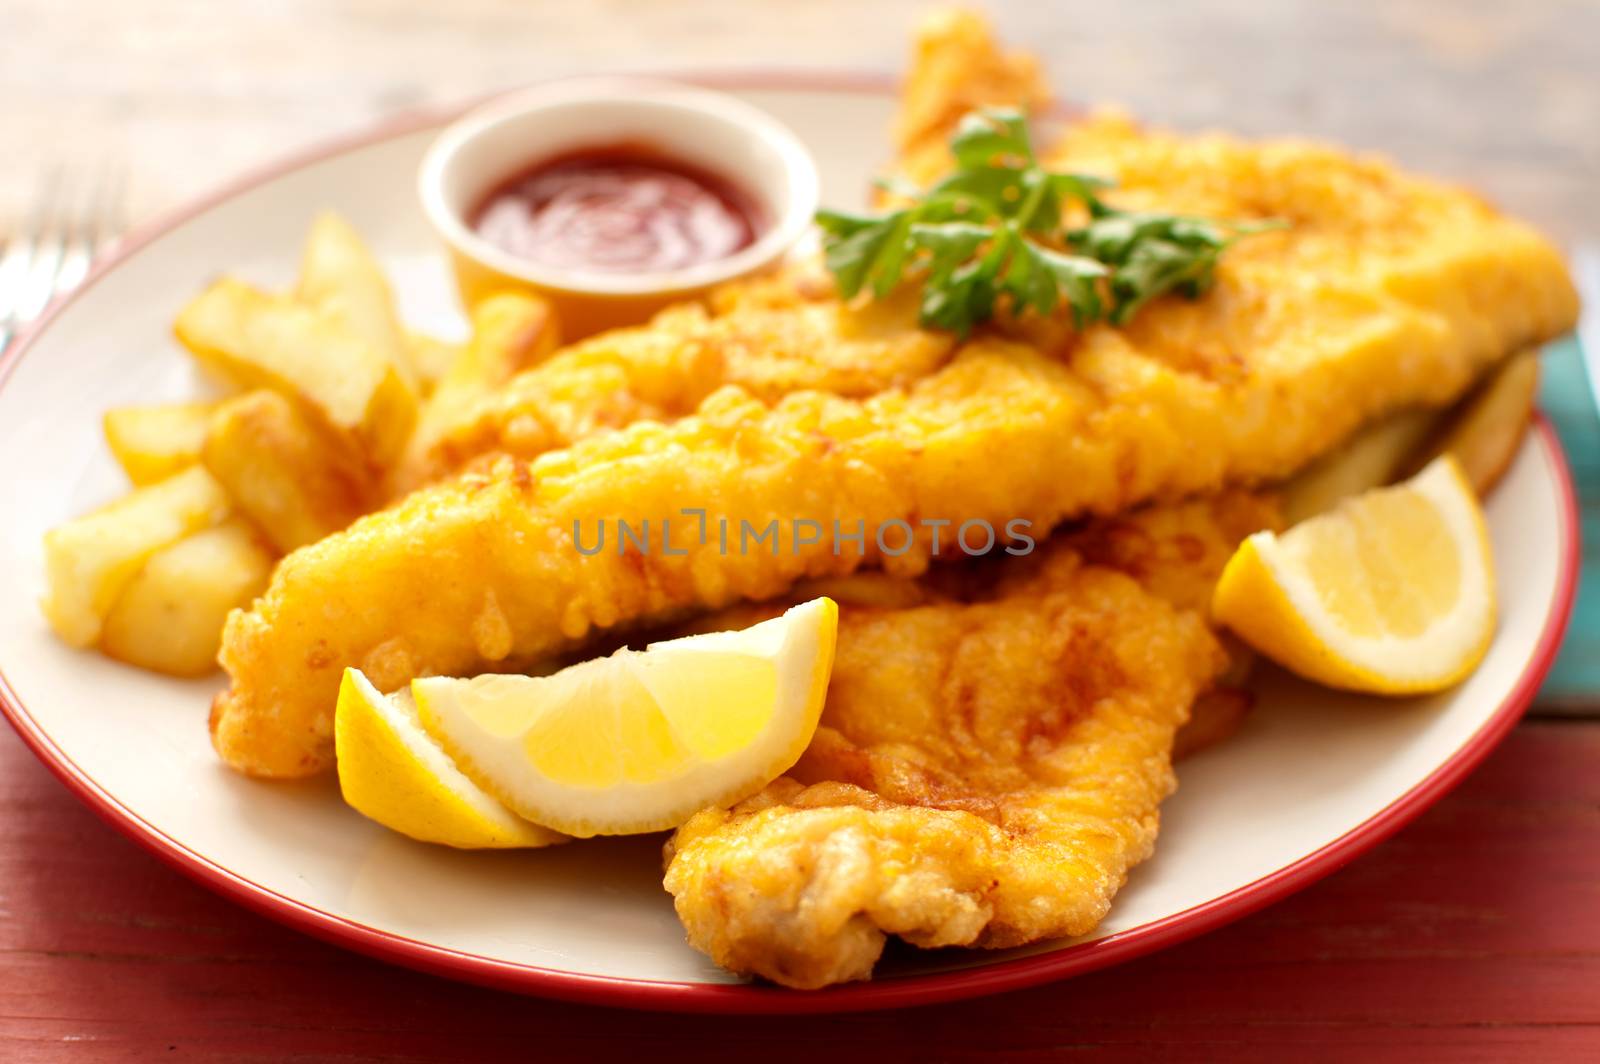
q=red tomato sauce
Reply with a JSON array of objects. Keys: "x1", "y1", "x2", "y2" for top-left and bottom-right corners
[{"x1": 470, "y1": 145, "x2": 762, "y2": 274}]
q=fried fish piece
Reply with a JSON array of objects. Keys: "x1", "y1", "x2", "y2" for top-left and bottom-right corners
[
  {"x1": 214, "y1": 291, "x2": 1557, "y2": 778},
  {"x1": 889, "y1": 7, "x2": 1050, "y2": 190},
  {"x1": 663, "y1": 543, "x2": 1224, "y2": 988},
  {"x1": 684, "y1": 488, "x2": 1279, "y2": 760},
  {"x1": 395, "y1": 283, "x2": 956, "y2": 491},
  {"x1": 661, "y1": 492, "x2": 1271, "y2": 988}
]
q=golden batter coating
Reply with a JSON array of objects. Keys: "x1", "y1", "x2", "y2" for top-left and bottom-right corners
[{"x1": 663, "y1": 550, "x2": 1224, "y2": 988}]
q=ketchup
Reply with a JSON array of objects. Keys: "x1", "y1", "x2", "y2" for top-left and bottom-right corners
[{"x1": 471, "y1": 145, "x2": 761, "y2": 274}]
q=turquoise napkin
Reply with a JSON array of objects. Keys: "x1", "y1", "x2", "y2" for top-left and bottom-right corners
[{"x1": 1536, "y1": 335, "x2": 1596, "y2": 708}]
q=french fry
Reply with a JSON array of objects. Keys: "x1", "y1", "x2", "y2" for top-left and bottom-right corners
[
  {"x1": 174, "y1": 277, "x2": 418, "y2": 468},
  {"x1": 99, "y1": 519, "x2": 276, "y2": 677},
  {"x1": 1281, "y1": 349, "x2": 1540, "y2": 524},
  {"x1": 202, "y1": 390, "x2": 372, "y2": 553},
  {"x1": 1412, "y1": 349, "x2": 1539, "y2": 496},
  {"x1": 427, "y1": 292, "x2": 559, "y2": 416},
  {"x1": 103, "y1": 400, "x2": 216, "y2": 485},
  {"x1": 395, "y1": 292, "x2": 558, "y2": 488},
  {"x1": 41, "y1": 465, "x2": 232, "y2": 647},
  {"x1": 403, "y1": 329, "x2": 462, "y2": 394},
  {"x1": 295, "y1": 212, "x2": 415, "y2": 388},
  {"x1": 1280, "y1": 408, "x2": 1443, "y2": 524}
]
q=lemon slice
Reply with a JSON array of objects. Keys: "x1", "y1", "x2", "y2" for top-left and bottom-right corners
[
  {"x1": 412, "y1": 597, "x2": 838, "y2": 837},
  {"x1": 334, "y1": 668, "x2": 563, "y2": 848},
  {"x1": 1212, "y1": 455, "x2": 1495, "y2": 694}
]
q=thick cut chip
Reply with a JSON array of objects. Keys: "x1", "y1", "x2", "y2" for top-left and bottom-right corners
[
  {"x1": 202, "y1": 390, "x2": 372, "y2": 553},
  {"x1": 103, "y1": 401, "x2": 216, "y2": 486},
  {"x1": 296, "y1": 212, "x2": 414, "y2": 387},
  {"x1": 99, "y1": 519, "x2": 275, "y2": 677},
  {"x1": 43, "y1": 466, "x2": 232, "y2": 647},
  {"x1": 175, "y1": 277, "x2": 417, "y2": 467}
]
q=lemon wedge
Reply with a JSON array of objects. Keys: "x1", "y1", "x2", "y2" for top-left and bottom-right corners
[
  {"x1": 412, "y1": 597, "x2": 838, "y2": 837},
  {"x1": 334, "y1": 668, "x2": 563, "y2": 848},
  {"x1": 1212, "y1": 455, "x2": 1495, "y2": 694}
]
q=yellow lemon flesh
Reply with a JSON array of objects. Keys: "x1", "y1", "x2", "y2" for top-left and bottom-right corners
[
  {"x1": 1213, "y1": 455, "x2": 1495, "y2": 694},
  {"x1": 412, "y1": 598, "x2": 838, "y2": 837},
  {"x1": 334, "y1": 668, "x2": 563, "y2": 849}
]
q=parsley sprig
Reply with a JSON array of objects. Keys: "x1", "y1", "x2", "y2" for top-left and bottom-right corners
[{"x1": 815, "y1": 109, "x2": 1281, "y2": 336}]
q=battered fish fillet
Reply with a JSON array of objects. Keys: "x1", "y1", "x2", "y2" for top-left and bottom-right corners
[
  {"x1": 212, "y1": 18, "x2": 1575, "y2": 777},
  {"x1": 394, "y1": 280, "x2": 956, "y2": 490},
  {"x1": 683, "y1": 487, "x2": 1280, "y2": 758},
  {"x1": 663, "y1": 545, "x2": 1223, "y2": 988},
  {"x1": 660, "y1": 493, "x2": 1271, "y2": 988},
  {"x1": 888, "y1": 7, "x2": 1049, "y2": 190},
  {"x1": 214, "y1": 299, "x2": 1559, "y2": 777}
]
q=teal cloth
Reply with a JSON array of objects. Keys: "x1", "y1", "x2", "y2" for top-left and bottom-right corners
[{"x1": 1536, "y1": 335, "x2": 1596, "y2": 704}]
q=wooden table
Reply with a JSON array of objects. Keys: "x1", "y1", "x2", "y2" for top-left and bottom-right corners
[
  {"x1": 4, "y1": 722, "x2": 1597, "y2": 1060},
  {"x1": 3, "y1": 1, "x2": 1598, "y2": 1058}
]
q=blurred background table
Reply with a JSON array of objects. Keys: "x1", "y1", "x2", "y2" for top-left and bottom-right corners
[
  {"x1": 2, "y1": 0, "x2": 1597, "y2": 239},
  {"x1": 2, "y1": 1, "x2": 1598, "y2": 1058}
]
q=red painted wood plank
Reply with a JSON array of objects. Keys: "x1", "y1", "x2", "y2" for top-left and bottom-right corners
[{"x1": 0, "y1": 722, "x2": 1597, "y2": 1062}]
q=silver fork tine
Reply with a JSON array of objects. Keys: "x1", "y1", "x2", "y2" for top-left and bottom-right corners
[
  {"x1": 16, "y1": 168, "x2": 69, "y2": 323},
  {"x1": 0, "y1": 241, "x2": 28, "y2": 325},
  {"x1": 0, "y1": 172, "x2": 57, "y2": 354},
  {"x1": 0, "y1": 171, "x2": 55, "y2": 324},
  {"x1": 0, "y1": 165, "x2": 126, "y2": 356},
  {"x1": 53, "y1": 166, "x2": 109, "y2": 296}
]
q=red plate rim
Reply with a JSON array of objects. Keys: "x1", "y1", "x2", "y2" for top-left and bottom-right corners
[{"x1": 0, "y1": 71, "x2": 1582, "y2": 1015}]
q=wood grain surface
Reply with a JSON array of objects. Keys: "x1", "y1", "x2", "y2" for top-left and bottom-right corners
[{"x1": 2, "y1": 720, "x2": 1597, "y2": 1061}]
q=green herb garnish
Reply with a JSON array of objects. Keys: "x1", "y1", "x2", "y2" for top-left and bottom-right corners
[{"x1": 815, "y1": 108, "x2": 1282, "y2": 336}]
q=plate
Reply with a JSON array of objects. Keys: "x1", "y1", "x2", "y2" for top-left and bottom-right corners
[{"x1": 0, "y1": 76, "x2": 1579, "y2": 1014}]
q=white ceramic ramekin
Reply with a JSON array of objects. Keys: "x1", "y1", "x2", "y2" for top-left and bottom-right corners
[{"x1": 418, "y1": 78, "x2": 819, "y2": 339}]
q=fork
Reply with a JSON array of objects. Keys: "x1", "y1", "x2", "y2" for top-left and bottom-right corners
[{"x1": 0, "y1": 164, "x2": 126, "y2": 356}]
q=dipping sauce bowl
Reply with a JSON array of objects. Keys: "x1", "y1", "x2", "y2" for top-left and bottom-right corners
[{"x1": 418, "y1": 79, "x2": 819, "y2": 339}]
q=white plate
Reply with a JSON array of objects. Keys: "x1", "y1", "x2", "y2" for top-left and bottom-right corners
[{"x1": 0, "y1": 76, "x2": 1579, "y2": 1014}]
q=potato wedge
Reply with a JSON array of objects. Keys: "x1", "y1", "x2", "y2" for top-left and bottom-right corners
[
  {"x1": 1413, "y1": 349, "x2": 1539, "y2": 496},
  {"x1": 296, "y1": 212, "x2": 414, "y2": 388},
  {"x1": 1280, "y1": 407, "x2": 1443, "y2": 524},
  {"x1": 103, "y1": 401, "x2": 216, "y2": 485},
  {"x1": 403, "y1": 329, "x2": 462, "y2": 394},
  {"x1": 1281, "y1": 349, "x2": 1540, "y2": 523},
  {"x1": 395, "y1": 293, "x2": 558, "y2": 488},
  {"x1": 202, "y1": 390, "x2": 372, "y2": 553},
  {"x1": 41, "y1": 466, "x2": 232, "y2": 647},
  {"x1": 427, "y1": 292, "x2": 559, "y2": 416},
  {"x1": 100, "y1": 519, "x2": 275, "y2": 677},
  {"x1": 174, "y1": 277, "x2": 417, "y2": 467}
]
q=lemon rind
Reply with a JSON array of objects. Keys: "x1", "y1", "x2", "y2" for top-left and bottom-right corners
[
  {"x1": 336, "y1": 667, "x2": 563, "y2": 848},
  {"x1": 413, "y1": 598, "x2": 837, "y2": 837},
  {"x1": 1216, "y1": 457, "x2": 1496, "y2": 694}
]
